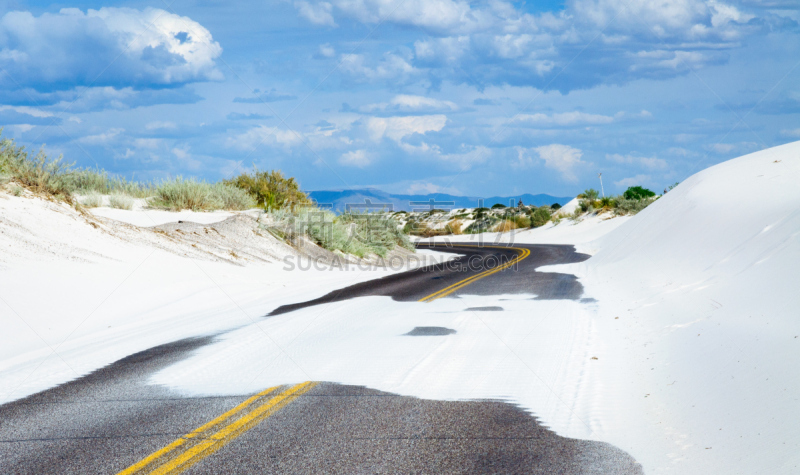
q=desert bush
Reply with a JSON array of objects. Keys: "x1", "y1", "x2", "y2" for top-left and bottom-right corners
[
  {"x1": 551, "y1": 203, "x2": 562, "y2": 210},
  {"x1": 0, "y1": 134, "x2": 74, "y2": 201},
  {"x1": 615, "y1": 198, "x2": 652, "y2": 215},
  {"x1": 491, "y1": 203, "x2": 506, "y2": 209},
  {"x1": 10, "y1": 185, "x2": 23, "y2": 196},
  {"x1": 531, "y1": 207, "x2": 551, "y2": 227},
  {"x1": 109, "y1": 193, "x2": 134, "y2": 210},
  {"x1": 82, "y1": 192, "x2": 104, "y2": 208},
  {"x1": 623, "y1": 185, "x2": 655, "y2": 200},
  {"x1": 445, "y1": 219, "x2": 463, "y2": 235},
  {"x1": 580, "y1": 189, "x2": 599, "y2": 201},
  {"x1": 578, "y1": 199, "x2": 595, "y2": 213},
  {"x1": 151, "y1": 177, "x2": 255, "y2": 211},
  {"x1": 514, "y1": 215, "x2": 531, "y2": 228},
  {"x1": 599, "y1": 196, "x2": 615, "y2": 209},
  {"x1": 494, "y1": 219, "x2": 517, "y2": 232},
  {"x1": 272, "y1": 208, "x2": 412, "y2": 257},
  {"x1": 225, "y1": 168, "x2": 310, "y2": 210},
  {"x1": 69, "y1": 169, "x2": 152, "y2": 198}
]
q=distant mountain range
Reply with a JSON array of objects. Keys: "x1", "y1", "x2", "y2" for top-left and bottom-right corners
[{"x1": 306, "y1": 188, "x2": 573, "y2": 213}]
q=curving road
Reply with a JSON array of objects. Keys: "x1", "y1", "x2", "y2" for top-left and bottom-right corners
[
  {"x1": 0, "y1": 243, "x2": 643, "y2": 474},
  {"x1": 269, "y1": 242, "x2": 591, "y2": 315}
]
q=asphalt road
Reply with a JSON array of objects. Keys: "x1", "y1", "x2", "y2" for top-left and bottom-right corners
[
  {"x1": 0, "y1": 243, "x2": 643, "y2": 474},
  {"x1": 269, "y1": 243, "x2": 591, "y2": 315}
]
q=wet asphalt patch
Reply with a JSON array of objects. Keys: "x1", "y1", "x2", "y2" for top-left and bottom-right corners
[{"x1": 404, "y1": 326, "x2": 457, "y2": 336}]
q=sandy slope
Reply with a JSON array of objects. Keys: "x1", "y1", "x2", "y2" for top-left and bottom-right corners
[{"x1": 1, "y1": 141, "x2": 798, "y2": 473}]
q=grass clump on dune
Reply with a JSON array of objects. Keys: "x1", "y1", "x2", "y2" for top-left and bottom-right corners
[
  {"x1": 69, "y1": 168, "x2": 153, "y2": 198},
  {"x1": 109, "y1": 193, "x2": 134, "y2": 210},
  {"x1": 1, "y1": 134, "x2": 74, "y2": 202},
  {"x1": 270, "y1": 208, "x2": 413, "y2": 258},
  {"x1": 82, "y1": 192, "x2": 104, "y2": 208},
  {"x1": 224, "y1": 168, "x2": 310, "y2": 210},
  {"x1": 150, "y1": 177, "x2": 256, "y2": 211}
]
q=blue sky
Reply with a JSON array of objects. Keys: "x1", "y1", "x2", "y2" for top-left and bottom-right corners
[{"x1": 1, "y1": 0, "x2": 799, "y2": 197}]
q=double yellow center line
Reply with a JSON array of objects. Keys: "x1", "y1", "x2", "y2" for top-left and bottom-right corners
[
  {"x1": 418, "y1": 244, "x2": 530, "y2": 302},
  {"x1": 118, "y1": 381, "x2": 316, "y2": 475}
]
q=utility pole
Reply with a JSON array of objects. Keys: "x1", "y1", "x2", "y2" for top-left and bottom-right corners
[{"x1": 598, "y1": 173, "x2": 605, "y2": 198}]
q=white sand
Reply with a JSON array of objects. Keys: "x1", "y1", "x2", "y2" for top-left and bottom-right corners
[{"x1": 1, "y1": 141, "x2": 798, "y2": 473}]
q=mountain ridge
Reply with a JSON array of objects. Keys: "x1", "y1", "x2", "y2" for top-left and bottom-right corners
[{"x1": 307, "y1": 188, "x2": 572, "y2": 213}]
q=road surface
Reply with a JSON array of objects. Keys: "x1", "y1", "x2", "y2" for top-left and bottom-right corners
[{"x1": 0, "y1": 244, "x2": 643, "y2": 474}]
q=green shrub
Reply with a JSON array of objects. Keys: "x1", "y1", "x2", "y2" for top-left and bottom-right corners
[
  {"x1": 272, "y1": 208, "x2": 412, "y2": 257},
  {"x1": 494, "y1": 219, "x2": 517, "y2": 232},
  {"x1": 445, "y1": 219, "x2": 463, "y2": 235},
  {"x1": 82, "y1": 192, "x2": 103, "y2": 208},
  {"x1": 580, "y1": 189, "x2": 599, "y2": 201},
  {"x1": 109, "y1": 193, "x2": 134, "y2": 210},
  {"x1": 69, "y1": 169, "x2": 152, "y2": 198},
  {"x1": 578, "y1": 199, "x2": 595, "y2": 213},
  {"x1": 151, "y1": 177, "x2": 255, "y2": 211},
  {"x1": 615, "y1": 198, "x2": 652, "y2": 215},
  {"x1": 10, "y1": 185, "x2": 23, "y2": 197},
  {"x1": 531, "y1": 208, "x2": 551, "y2": 227},
  {"x1": 514, "y1": 215, "x2": 531, "y2": 228},
  {"x1": 623, "y1": 186, "x2": 655, "y2": 200},
  {"x1": 0, "y1": 134, "x2": 74, "y2": 201},
  {"x1": 225, "y1": 168, "x2": 310, "y2": 210},
  {"x1": 551, "y1": 203, "x2": 562, "y2": 210},
  {"x1": 599, "y1": 196, "x2": 615, "y2": 209},
  {"x1": 491, "y1": 203, "x2": 506, "y2": 209}
]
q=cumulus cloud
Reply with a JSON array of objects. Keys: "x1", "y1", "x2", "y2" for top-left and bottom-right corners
[
  {"x1": 0, "y1": 8, "x2": 222, "y2": 92},
  {"x1": 233, "y1": 89, "x2": 297, "y2": 103},
  {"x1": 339, "y1": 149, "x2": 372, "y2": 167},
  {"x1": 340, "y1": 53, "x2": 418, "y2": 82},
  {"x1": 0, "y1": 105, "x2": 57, "y2": 125},
  {"x1": 510, "y1": 111, "x2": 615, "y2": 126},
  {"x1": 366, "y1": 115, "x2": 448, "y2": 141},
  {"x1": 295, "y1": 1, "x2": 336, "y2": 26},
  {"x1": 228, "y1": 126, "x2": 303, "y2": 150},
  {"x1": 78, "y1": 128, "x2": 124, "y2": 145},
  {"x1": 532, "y1": 144, "x2": 586, "y2": 181},
  {"x1": 305, "y1": 0, "x2": 764, "y2": 90},
  {"x1": 360, "y1": 95, "x2": 458, "y2": 114},
  {"x1": 0, "y1": 86, "x2": 203, "y2": 112}
]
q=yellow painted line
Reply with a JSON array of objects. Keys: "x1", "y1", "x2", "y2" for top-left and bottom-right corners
[
  {"x1": 118, "y1": 381, "x2": 316, "y2": 475},
  {"x1": 418, "y1": 245, "x2": 530, "y2": 303}
]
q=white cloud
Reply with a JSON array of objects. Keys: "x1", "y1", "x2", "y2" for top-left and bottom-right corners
[
  {"x1": 533, "y1": 144, "x2": 586, "y2": 181},
  {"x1": 439, "y1": 145, "x2": 491, "y2": 170},
  {"x1": 145, "y1": 121, "x2": 177, "y2": 130},
  {"x1": 134, "y1": 138, "x2": 161, "y2": 149},
  {"x1": 228, "y1": 126, "x2": 304, "y2": 150},
  {"x1": 0, "y1": 105, "x2": 53, "y2": 118},
  {"x1": 330, "y1": 0, "x2": 480, "y2": 34},
  {"x1": 780, "y1": 128, "x2": 800, "y2": 137},
  {"x1": 607, "y1": 153, "x2": 668, "y2": 169},
  {"x1": 0, "y1": 8, "x2": 223, "y2": 89},
  {"x1": 295, "y1": 1, "x2": 336, "y2": 26},
  {"x1": 340, "y1": 53, "x2": 417, "y2": 82},
  {"x1": 361, "y1": 95, "x2": 458, "y2": 113},
  {"x1": 318, "y1": 43, "x2": 336, "y2": 57},
  {"x1": 339, "y1": 149, "x2": 372, "y2": 167},
  {"x1": 511, "y1": 111, "x2": 615, "y2": 126},
  {"x1": 366, "y1": 115, "x2": 448, "y2": 141},
  {"x1": 78, "y1": 128, "x2": 124, "y2": 144}
]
